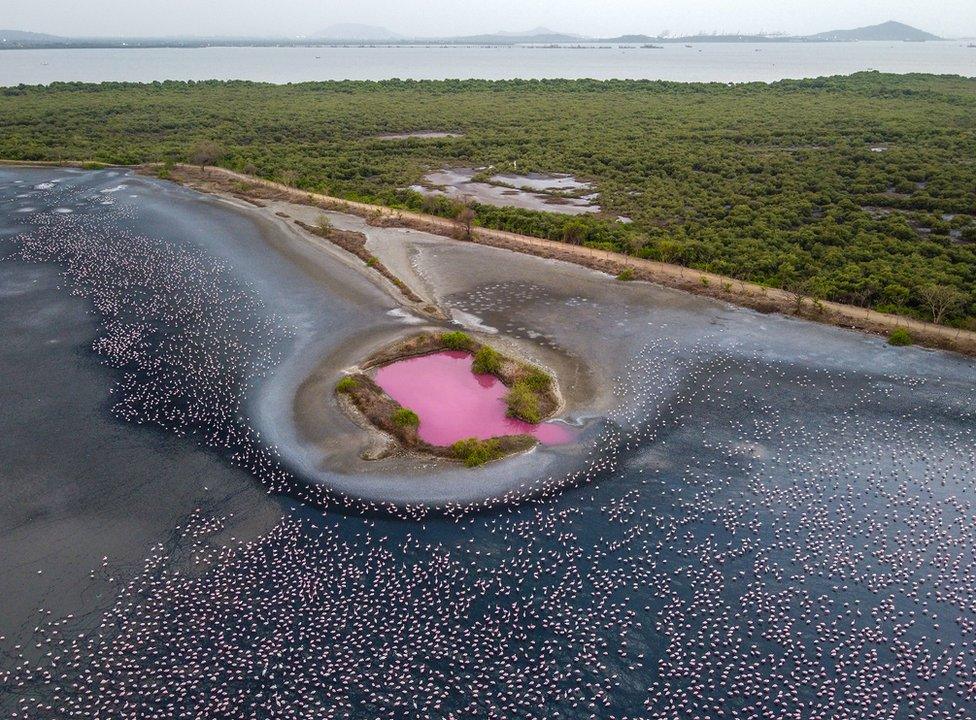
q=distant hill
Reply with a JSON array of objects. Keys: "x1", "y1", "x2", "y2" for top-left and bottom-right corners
[
  {"x1": 805, "y1": 20, "x2": 941, "y2": 42},
  {"x1": 606, "y1": 33, "x2": 785, "y2": 44},
  {"x1": 603, "y1": 22, "x2": 941, "y2": 45},
  {"x1": 0, "y1": 29, "x2": 65, "y2": 47},
  {"x1": 314, "y1": 24, "x2": 401, "y2": 41},
  {"x1": 444, "y1": 32, "x2": 584, "y2": 45},
  {"x1": 494, "y1": 27, "x2": 580, "y2": 38}
]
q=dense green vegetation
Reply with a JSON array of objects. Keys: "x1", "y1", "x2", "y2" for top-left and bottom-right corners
[
  {"x1": 440, "y1": 331, "x2": 473, "y2": 350},
  {"x1": 391, "y1": 407, "x2": 420, "y2": 428},
  {"x1": 471, "y1": 346, "x2": 502, "y2": 375},
  {"x1": 451, "y1": 437, "x2": 504, "y2": 467},
  {"x1": 888, "y1": 327, "x2": 914, "y2": 346},
  {"x1": 335, "y1": 376, "x2": 358, "y2": 393},
  {"x1": 2, "y1": 73, "x2": 974, "y2": 325},
  {"x1": 522, "y1": 369, "x2": 553, "y2": 393},
  {"x1": 505, "y1": 382, "x2": 542, "y2": 424}
]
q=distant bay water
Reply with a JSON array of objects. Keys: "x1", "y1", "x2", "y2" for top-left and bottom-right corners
[{"x1": 1, "y1": 41, "x2": 974, "y2": 86}]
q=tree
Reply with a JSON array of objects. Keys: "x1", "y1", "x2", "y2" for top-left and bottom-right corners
[
  {"x1": 456, "y1": 199, "x2": 476, "y2": 240},
  {"x1": 917, "y1": 284, "x2": 966, "y2": 325},
  {"x1": 783, "y1": 278, "x2": 815, "y2": 314},
  {"x1": 188, "y1": 140, "x2": 224, "y2": 171},
  {"x1": 625, "y1": 232, "x2": 649, "y2": 255},
  {"x1": 849, "y1": 287, "x2": 876, "y2": 319},
  {"x1": 656, "y1": 239, "x2": 686, "y2": 277},
  {"x1": 562, "y1": 218, "x2": 588, "y2": 246},
  {"x1": 657, "y1": 240, "x2": 684, "y2": 264}
]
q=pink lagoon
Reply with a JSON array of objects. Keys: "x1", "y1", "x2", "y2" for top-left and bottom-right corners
[{"x1": 373, "y1": 351, "x2": 573, "y2": 447}]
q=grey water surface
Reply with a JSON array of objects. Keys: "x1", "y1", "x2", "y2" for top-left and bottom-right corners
[{"x1": 1, "y1": 41, "x2": 974, "y2": 85}]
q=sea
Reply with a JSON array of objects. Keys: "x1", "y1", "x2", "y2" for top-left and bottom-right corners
[{"x1": 0, "y1": 40, "x2": 973, "y2": 85}]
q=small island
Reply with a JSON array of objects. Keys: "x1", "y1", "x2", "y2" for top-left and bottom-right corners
[{"x1": 335, "y1": 331, "x2": 568, "y2": 466}]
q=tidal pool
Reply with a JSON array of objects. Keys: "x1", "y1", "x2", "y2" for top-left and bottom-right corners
[
  {"x1": 410, "y1": 167, "x2": 600, "y2": 215},
  {"x1": 373, "y1": 350, "x2": 573, "y2": 446}
]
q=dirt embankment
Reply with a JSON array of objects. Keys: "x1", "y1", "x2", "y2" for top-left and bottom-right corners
[
  {"x1": 293, "y1": 219, "x2": 425, "y2": 304},
  {"x1": 153, "y1": 163, "x2": 976, "y2": 358}
]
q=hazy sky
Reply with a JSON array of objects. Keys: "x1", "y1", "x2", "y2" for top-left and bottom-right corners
[{"x1": 6, "y1": 0, "x2": 976, "y2": 39}]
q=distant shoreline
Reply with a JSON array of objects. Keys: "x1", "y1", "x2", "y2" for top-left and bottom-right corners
[
  {"x1": 0, "y1": 39, "x2": 962, "y2": 51},
  {"x1": 0, "y1": 20, "x2": 953, "y2": 51}
]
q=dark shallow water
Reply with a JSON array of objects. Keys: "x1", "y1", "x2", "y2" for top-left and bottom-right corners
[{"x1": 1, "y1": 168, "x2": 975, "y2": 718}]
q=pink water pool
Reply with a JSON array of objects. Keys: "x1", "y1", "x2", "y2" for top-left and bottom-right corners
[{"x1": 373, "y1": 351, "x2": 573, "y2": 447}]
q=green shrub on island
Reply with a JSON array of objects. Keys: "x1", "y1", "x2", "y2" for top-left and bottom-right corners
[
  {"x1": 335, "y1": 376, "x2": 358, "y2": 393},
  {"x1": 471, "y1": 345, "x2": 502, "y2": 374},
  {"x1": 505, "y1": 381, "x2": 542, "y2": 424},
  {"x1": 441, "y1": 331, "x2": 473, "y2": 350},
  {"x1": 523, "y1": 369, "x2": 552, "y2": 393},
  {"x1": 451, "y1": 437, "x2": 503, "y2": 467},
  {"x1": 616, "y1": 268, "x2": 635, "y2": 281},
  {"x1": 391, "y1": 407, "x2": 420, "y2": 428},
  {"x1": 888, "y1": 328, "x2": 913, "y2": 346}
]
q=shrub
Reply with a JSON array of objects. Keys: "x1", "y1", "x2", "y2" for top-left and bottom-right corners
[
  {"x1": 451, "y1": 437, "x2": 502, "y2": 467},
  {"x1": 335, "y1": 376, "x2": 358, "y2": 393},
  {"x1": 366, "y1": 255, "x2": 379, "y2": 268},
  {"x1": 391, "y1": 407, "x2": 420, "y2": 427},
  {"x1": 472, "y1": 346, "x2": 502, "y2": 374},
  {"x1": 523, "y1": 369, "x2": 551, "y2": 393},
  {"x1": 441, "y1": 331, "x2": 472, "y2": 350},
  {"x1": 506, "y1": 381, "x2": 541, "y2": 424},
  {"x1": 616, "y1": 268, "x2": 635, "y2": 281},
  {"x1": 888, "y1": 328, "x2": 913, "y2": 346},
  {"x1": 188, "y1": 139, "x2": 224, "y2": 169},
  {"x1": 316, "y1": 214, "x2": 333, "y2": 233}
]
